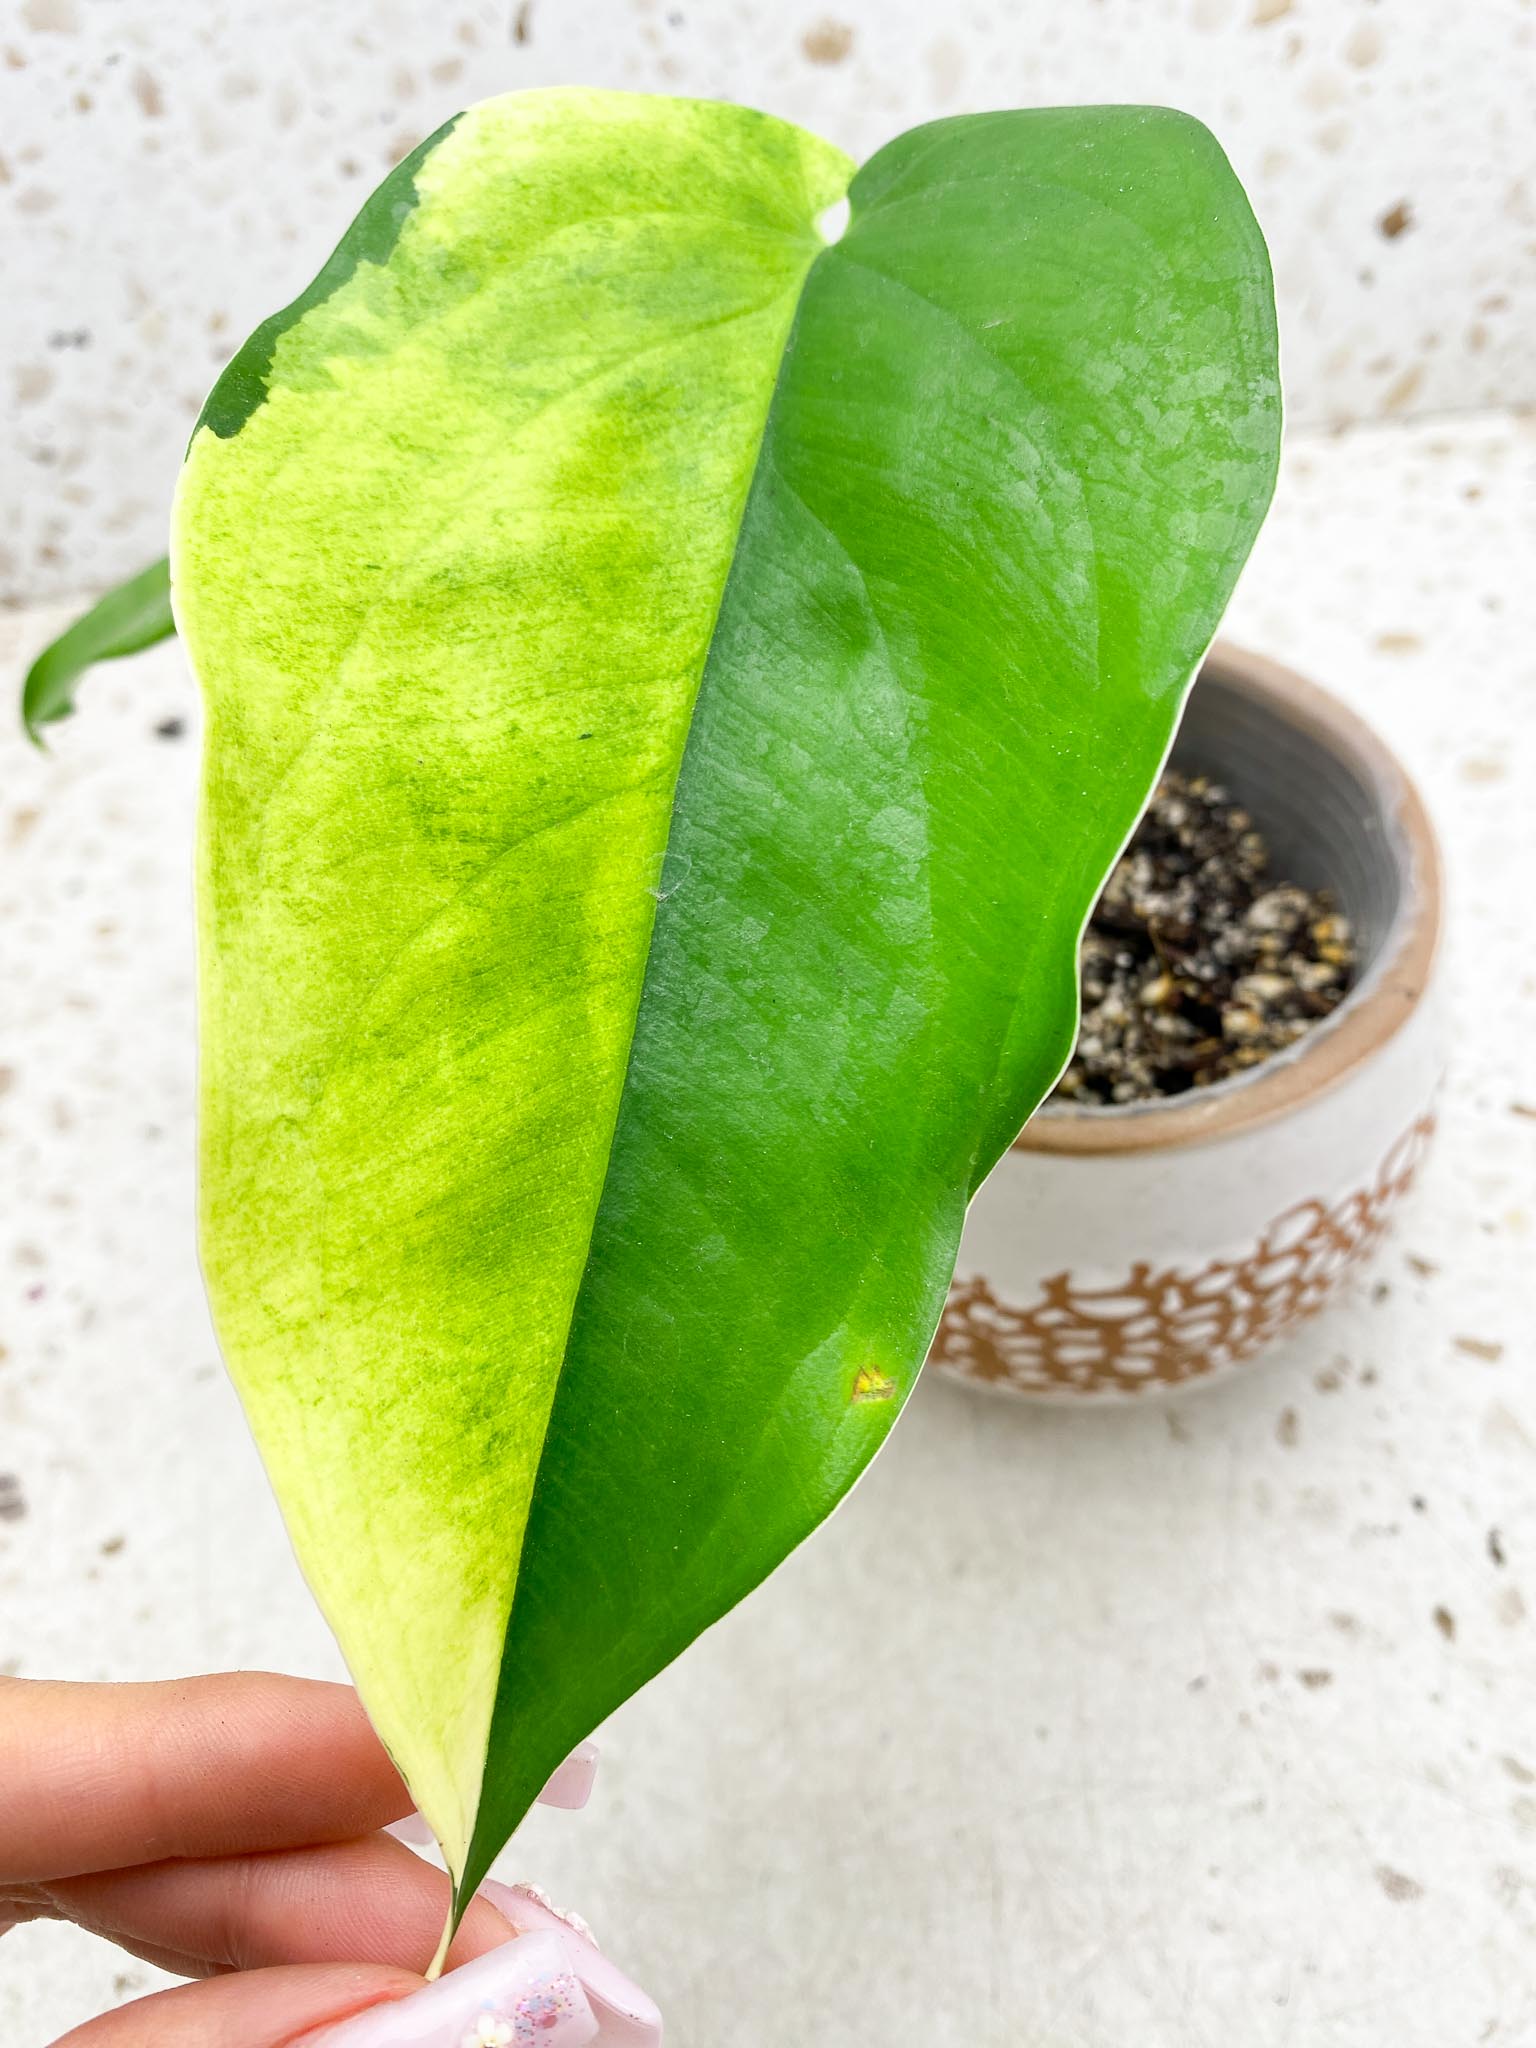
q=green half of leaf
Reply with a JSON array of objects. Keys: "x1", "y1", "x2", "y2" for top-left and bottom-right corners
[
  {"x1": 169, "y1": 88, "x2": 1279, "y2": 1945},
  {"x1": 21, "y1": 555, "x2": 174, "y2": 745}
]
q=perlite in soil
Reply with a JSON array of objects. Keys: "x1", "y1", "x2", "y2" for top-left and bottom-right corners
[{"x1": 1054, "y1": 769, "x2": 1358, "y2": 1107}]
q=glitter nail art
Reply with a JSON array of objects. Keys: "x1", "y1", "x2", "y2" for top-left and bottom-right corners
[
  {"x1": 460, "y1": 1968, "x2": 585, "y2": 2046},
  {"x1": 502, "y1": 1879, "x2": 600, "y2": 1949}
]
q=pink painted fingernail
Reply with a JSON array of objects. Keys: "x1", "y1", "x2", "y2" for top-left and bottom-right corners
[
  {"x1": 537, "y1": 1739, "x2": 600, "y2": 1811},
  {"x1": 389, "y1": 1745, "x2": 599, "y2": 1847},
  {"x1": 307, "y1": 1931, "x2": 598, "y2": 2046},
  {"x1": 385, "y1": 1811, "x2": 438, "y2": 1848},
  {"x1": 482, "y1": 1882, "x2": 662, "y2": 2047}
]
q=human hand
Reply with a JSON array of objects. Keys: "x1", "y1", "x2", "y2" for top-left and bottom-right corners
[{"x1": 1, "y1": 1670, "x2": 659, "y2": 2046}]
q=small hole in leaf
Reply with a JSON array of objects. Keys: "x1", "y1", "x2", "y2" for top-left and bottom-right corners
[{"x1": 818, "y1": 197, "x2": 850, "y2": 246}]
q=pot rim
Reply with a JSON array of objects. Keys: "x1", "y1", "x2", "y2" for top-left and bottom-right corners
[{"x1": 1015, "y1": 639, "x2": 1443, "y2": 1159}]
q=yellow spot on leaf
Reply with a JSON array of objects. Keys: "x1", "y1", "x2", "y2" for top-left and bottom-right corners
[{"x1": 851, "y1": 1366, "x2": 896, "y2": 1403}]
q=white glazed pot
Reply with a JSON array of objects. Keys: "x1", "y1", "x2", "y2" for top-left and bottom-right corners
[{"x1": 928, "y1": 642, "x2": 1443, "y2": 1402}]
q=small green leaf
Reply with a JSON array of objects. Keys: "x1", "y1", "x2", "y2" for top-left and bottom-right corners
[
  {"x1": 169, "y1": 87, "x2": 1279, "y2": 1936},
  {"x1": 21, "y1": 555, "x2": 174, "y2": 745}
]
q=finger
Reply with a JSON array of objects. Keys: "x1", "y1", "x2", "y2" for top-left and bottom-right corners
[
  {"x1": 0, "y1": 1673, "x2": 409, "y2": 1882},
  {"x1": 16, "y1": 1830, "x2": 515, "y2": 1979},
  {"x1": 1, "y1": 1906, "x2": 230, "y2": 1984},
  {"x1": 50, "y1": 1961, "x2": 422, "y2": 2048}
]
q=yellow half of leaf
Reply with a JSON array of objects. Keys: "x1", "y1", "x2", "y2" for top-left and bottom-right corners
[{"x1": 172, "y1": 90, "x2": 849, "y2": 1874}]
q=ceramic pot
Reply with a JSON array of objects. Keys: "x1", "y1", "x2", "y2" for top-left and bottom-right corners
[{"x1": 927, "y1": 642, "x2": 1443, "y2": 1402}]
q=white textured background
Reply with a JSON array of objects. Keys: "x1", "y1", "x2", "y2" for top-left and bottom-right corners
[{"x1": 2, "y1": 0, "x2": 1535, "y2": 602}]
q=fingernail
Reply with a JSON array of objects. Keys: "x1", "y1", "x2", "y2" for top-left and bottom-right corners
[
  {"x1": 482, "y1": 1882, "x2": 662, "y2": 2047},
  {"x1": 538, "y1": 1739, "x2": 600, "y2": 1811},
  {"x1": 388, "y1": 1744, "x2": 599, "y2": 1849},
  {"x1": 488, "y1": 1881, "x2": 599, "y2": 1953},
  {"x1": 385, "y1": 1811, "x2": 437, "y2": 1848},
  {"x1": 309, "y1": 1931, "x2": 598, "y2": 2046}
]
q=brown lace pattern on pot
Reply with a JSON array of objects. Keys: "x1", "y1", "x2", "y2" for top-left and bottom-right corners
[{"x1": 930, "y1": 1114, "x2": 1435, "y2": 1397}]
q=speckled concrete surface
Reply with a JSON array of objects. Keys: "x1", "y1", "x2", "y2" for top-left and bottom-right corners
[
  {"x1": 3, "y1": 0, "x2": 1535, "y2": 600},
  {"x1": 2, "y1": 408, "x2": 1533, "y2": 2044}
]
